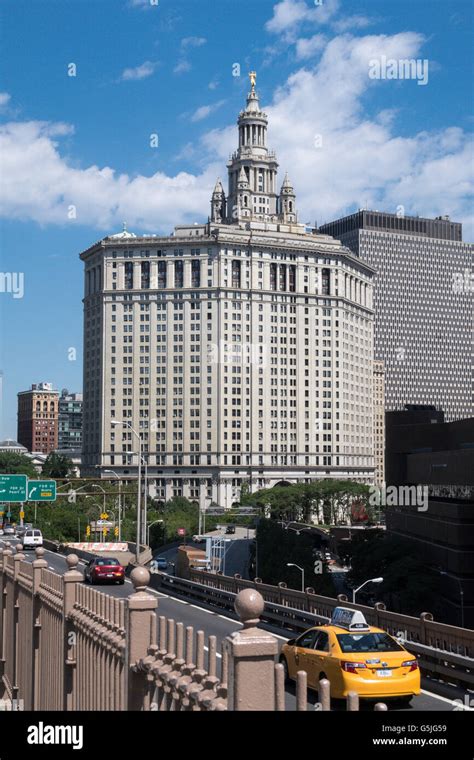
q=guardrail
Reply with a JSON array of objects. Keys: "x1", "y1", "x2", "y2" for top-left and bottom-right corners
[{"x1": 151, "y1": 572, "x2": 474, "y2": 691}]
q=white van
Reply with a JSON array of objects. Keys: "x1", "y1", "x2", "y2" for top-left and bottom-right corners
[{"x1": 23, "y1": 529, "x2": 43, "y2": 549}]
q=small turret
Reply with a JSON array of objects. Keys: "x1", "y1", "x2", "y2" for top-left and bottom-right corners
[
  {"x1": 236, "y1": 167, "x2": 251, "y2": 219},
  {"x1": 211, "y1": 178, "x2": 226, "y2": 223},
  {"x1": 279, "y1": 172, "x2": 297, "y2": 223}
]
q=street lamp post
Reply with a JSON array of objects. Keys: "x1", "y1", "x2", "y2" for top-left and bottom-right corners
[
  {"x1": 104, "y1": 470, "x2": 122, "y2": 542},
  {"x1": 287, "y1": 562, "x2": 305, "y2": 593},
  {"x1": 92, "y1": 483, "x2": 107, "y2": 513},
  {"x1": 439, "y1": 570, "x2": 465, "y2": 629},
  {"x1": 141, "y1": 455, "x2": 148, "y2": 547},
  {"x1": 352, "y1": 577, "x2": 383, "y2": 604},
  {"x1": 112, "y1": 420, "x2": 142, "y2": 564},
  {"x1": 146, "y1": 519, "x2": 164, "y2": 547}
]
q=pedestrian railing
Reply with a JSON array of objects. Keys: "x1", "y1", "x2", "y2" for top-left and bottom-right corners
[{"x1": 0, "y1": 544, "x2": 387, "y2": 711}]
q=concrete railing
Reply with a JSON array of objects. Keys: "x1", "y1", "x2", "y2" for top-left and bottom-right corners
[
  {"x1": 150, "y1": 570, "x2": 474, "y2": 690},
  {"x1": 0, "y1": 544, "x2": 385, "y2": 711},
  {"x1": 187, "y1": 569, "x2": 474, "y2": 653}
]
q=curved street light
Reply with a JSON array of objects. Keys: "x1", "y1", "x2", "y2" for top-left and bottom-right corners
[
  {"x1": 287, "y1": 562, "x2": 305, "y2": 593},
  {"x1": 111, "y1": 420, "x2": 142, "y2": 563},
  {"x1": 352, "y1": 576, "x2": 383, "y2": 605},
  {"x1": 104, "y1": 470, "x2": 122, "y2": 541}
]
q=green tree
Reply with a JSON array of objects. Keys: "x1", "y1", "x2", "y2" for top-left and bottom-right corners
[
  {"x1": 251, "y1": 520, "x2": 335, "y2": 596},
  {"x1": 0, "y1": 451, "x2": 37, "y2": 478},
  {"x1": 41, "y1": 452, "x2": 73, "y2": 479}
]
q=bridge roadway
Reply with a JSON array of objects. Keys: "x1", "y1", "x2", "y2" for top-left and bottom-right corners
[{"x1": 2, "y1": 538, "x2": 470, "y2": 713}]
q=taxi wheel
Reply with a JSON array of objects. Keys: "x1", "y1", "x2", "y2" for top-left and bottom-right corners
[{"x1": 279, "y1": 657, "x2": 290, "y2": 683}]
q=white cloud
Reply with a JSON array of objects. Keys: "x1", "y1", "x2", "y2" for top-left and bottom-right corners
[
  {"x1": 1, "y1": 31, "x2": 472, "y2": 241},
  {"x1": 266, "y1": 0, "x2": 339, "y2": 39},
  {"x1": 332, "y1": 15, "x2": 374, "y2": 33},
  {"x1": 260, "y1": 32, "x2": 473, "y2": 235},
  {"x1": 191, "y1": 100, "x2": 226, "y2": 123},
  {"x1": 121, "y1": 61, "x2": 157, "y2": 81},
  {"x1": 173, "y1": 60, "x2": 191, "y2": 75},
  {"x1": 181, "y1": 36, "x2": 207, "y2": 50},
  {"x1": 0, "y1": 92, "x2": 11, "y2": 108},
  {"x1": 295, "y1": 34, "x2": 327, "y2": 60},
  {"x1": 174, "y1": 36, "x2": 207, "y2": 75},
  {"x1": 0, "y1": 120, "x2": 219, "y2": 231},
  {"x1": 127, "y1": 0, "x2": 157, "y2": 8}
]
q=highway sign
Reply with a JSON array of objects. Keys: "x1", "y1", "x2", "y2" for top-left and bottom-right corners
[
  {"x1": 0, "y1": 475, "x2": 27, "y2": 502},
  {"x1": 27, "y1": 480, "x2": 56, "y2": 502}
]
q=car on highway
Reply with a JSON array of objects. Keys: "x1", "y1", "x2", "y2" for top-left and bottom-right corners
[
  {"x1": 3, "y1": 524, "x2": 15, "y2": 536},
  {"x1": 192, "y1": 535, "x2": 205, "y2": 543},
  {"x1": 154, "y1": 556, "x2": 168, "y2": 571},
  {"x1": 16, "y1": 526, "x2": 27, "y2": 539},
  {"x1": 84, "y1": 557, "x2": 125, "y2": 585},
  {"x1": 23, "y1": 529, "x2": 43, "y2": 549},
  {"x1": 225, "y1": 524, "x2": 236, "y2": 534},
  {"x1": 279, "y1": 607, "x2": 420, "y2": 704}
]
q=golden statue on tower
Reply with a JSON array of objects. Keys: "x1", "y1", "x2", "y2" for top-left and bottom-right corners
[{"x1": 249, "y1": 71, "x2": 257, "y2": 90}]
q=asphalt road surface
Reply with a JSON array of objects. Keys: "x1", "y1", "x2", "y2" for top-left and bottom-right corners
[{"x1": 1, "y1": 537, "x2": 471, "y2": 713}]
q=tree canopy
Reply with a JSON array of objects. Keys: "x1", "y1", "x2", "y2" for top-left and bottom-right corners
[
  {"x1": 41, "y1": 452, "x2": 74, "y2": 479},
  {"x1": 0, "y1": 451, "x2": 37, "y2": 478}
]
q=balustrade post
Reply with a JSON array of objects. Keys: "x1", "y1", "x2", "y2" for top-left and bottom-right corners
[
  {"x1": 224, "y1": 588, "x2": 278, "y2": 710},
  {"x1": 63, "y1": 554, "x2": 83, "y2": 709},
  {"x1": 32, "y1": 548, "x2": 48, "y2": 710},
  {"x1": 11, "y1": 544, "x2": 25, "y2": 704},
  {"x1": 127, "y1": 567, "x2": 158, "y2": 710}
]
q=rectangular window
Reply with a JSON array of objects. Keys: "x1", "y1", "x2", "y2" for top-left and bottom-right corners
[
  {"x1": 191, "y1": 259, "x2": 201, "y2": 287},
  {"x1": 124, "y1": 262, "x2": 134, "y2": 290}
]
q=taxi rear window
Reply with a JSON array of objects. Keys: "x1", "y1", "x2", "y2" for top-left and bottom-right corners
[{"x1": 336, "y1": 632, "x2": 404, "y2": 653}]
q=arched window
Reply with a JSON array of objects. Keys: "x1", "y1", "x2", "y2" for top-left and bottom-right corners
[{"x1": 289, "y1": 201, "x2": 293, "y2": 212}]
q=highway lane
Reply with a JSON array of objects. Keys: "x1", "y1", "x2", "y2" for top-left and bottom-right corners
[{"x1": 1, "y1": 538, "x2": 469, "y2": 713}]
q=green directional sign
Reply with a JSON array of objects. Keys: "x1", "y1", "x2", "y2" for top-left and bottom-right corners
[
  {"x1": 0, "y1": 474, "x2": 28, "y2": 502},
  {"x1": 27, "y1": 480, "x2": 57, "y2": 502}
]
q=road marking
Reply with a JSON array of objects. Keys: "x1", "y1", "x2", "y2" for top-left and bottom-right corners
[
  {"x1": 420, "y1": 688, "x2": 472, "y2": 709},
  {"x1": 48, "y1": 566, "x2": 55, "y2": 570}
]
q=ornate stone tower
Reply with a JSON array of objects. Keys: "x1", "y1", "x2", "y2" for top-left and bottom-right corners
[
  {"x1": 211, "y1": 178, "x2": 226, "y2": 222},
  {"x1": 224, "y1": 72, "x2": 281, "y2": 223},
  {"x1": 279, "y1": 172, "x2": 297, "y2": 223}
]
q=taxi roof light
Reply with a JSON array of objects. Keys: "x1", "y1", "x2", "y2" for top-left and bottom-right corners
[{"x1": 330, "y1": 606, "x2": 371, "y2": 632}]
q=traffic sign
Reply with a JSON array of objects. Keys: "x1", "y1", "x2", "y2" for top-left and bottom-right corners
[
  {"x1": 177, "y1": 528, "x2": 186, "y2": 536},
  {"x1": 0, "y1": 475, "x2": 27, "y2": 502},
  {"x1": 19, "y1": 511, "x2": 25, "y2": 519},
  {"x1": 27, "y1": 480, "x2": 57, "y2": 502}
]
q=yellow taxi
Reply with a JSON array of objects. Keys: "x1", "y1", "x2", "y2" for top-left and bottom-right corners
[{"x1": 280, "y1": 607, "x2": 420, "y2": 703}]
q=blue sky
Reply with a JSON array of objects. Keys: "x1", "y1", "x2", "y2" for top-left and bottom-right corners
[{"x1": 0, "y1": 0, "x2": 473, "y2": 439}]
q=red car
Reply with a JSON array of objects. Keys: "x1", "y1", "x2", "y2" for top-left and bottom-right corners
[{"x1": 84, "y1": 557, "x2": 125, "y2": 585}]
